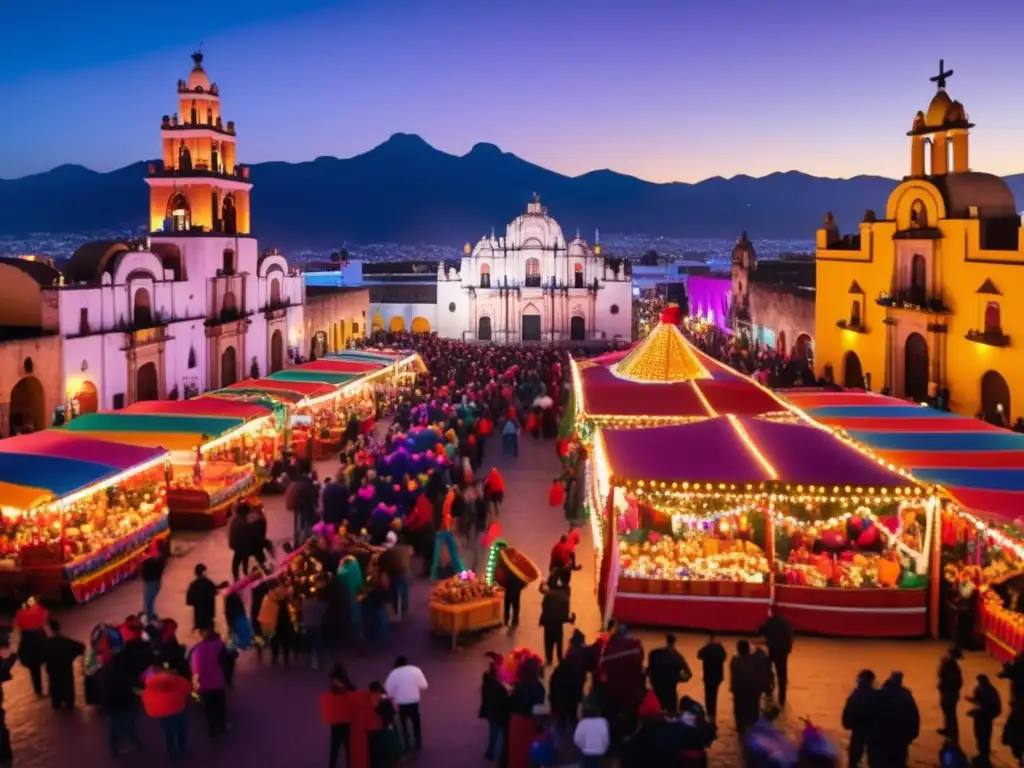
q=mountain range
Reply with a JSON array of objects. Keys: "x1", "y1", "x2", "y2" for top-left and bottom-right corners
[{"x1": 3, "y1": 133, "x2": 1024, "y2": 248}]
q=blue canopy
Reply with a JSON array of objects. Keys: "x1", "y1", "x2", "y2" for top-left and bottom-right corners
[
  {"x1": 807, "y1": 406, "x2": 959, "y2": 420},
  {"x1": 0, "y1": 453, "x2": 122, "y2": 497},
  {"x1": 912, "y1": 468, "x2": 1024, "y2": 492},
  {"x1": 846, "y1": 430, "x2": 1024, "y2": 452}
]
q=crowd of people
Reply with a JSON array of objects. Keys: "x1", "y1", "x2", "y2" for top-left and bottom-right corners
[
  {"x1": 682, "y1": 321, "x2": 817, "y2": 390},
  {"x1": 1, "y1": 329, "x2": 1023, "y2": 768}
]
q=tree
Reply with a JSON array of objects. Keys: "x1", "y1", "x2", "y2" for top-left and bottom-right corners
[
  {"x1": 330, "y1": 248, "x2": 351, "y2": 265},
  {"x1": 640, "y1": 249, "x2": 660, "y2": 266},
  {"x1": 330, "y1": 251, "x2": 341, "y2": 263}
]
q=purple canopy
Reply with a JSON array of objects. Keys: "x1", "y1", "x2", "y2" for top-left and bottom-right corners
[{"x1": 600, "y1": 416, "x2": 916, "y2": 489}]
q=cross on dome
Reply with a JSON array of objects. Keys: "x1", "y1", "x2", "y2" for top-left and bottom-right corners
[{"x1": 930, "y1": 59, "x2": 953, "y2": 91}]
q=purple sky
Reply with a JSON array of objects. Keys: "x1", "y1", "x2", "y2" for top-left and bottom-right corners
[{"x1": 2, "y1": 0, "x2": 1021, "y2": 182}]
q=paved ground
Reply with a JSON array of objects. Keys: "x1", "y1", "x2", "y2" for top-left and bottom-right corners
[{"x1": 2, "y1": 430, "x2": 1019, "y2": 766}]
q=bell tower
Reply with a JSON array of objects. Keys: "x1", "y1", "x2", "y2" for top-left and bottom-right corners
[
  {"x1": 145, "y1": 52, "x2": 253, "y2": 235},
  {"x1": 908, "y1": 60, "x2": 973, "y2": 178}
]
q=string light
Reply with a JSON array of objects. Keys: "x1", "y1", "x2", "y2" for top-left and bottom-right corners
[{"x1": 726, "y1": 414, "x2": 778, "y2": 480}]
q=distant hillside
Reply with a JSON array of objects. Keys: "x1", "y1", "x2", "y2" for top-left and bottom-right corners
[{"x1": 3, "y1": 133, "x2": 1023, "y2": 247}]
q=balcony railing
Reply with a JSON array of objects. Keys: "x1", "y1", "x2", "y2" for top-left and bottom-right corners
[
  {"x1": 965, "y1": 328, "x2": 1010, "y2": 348},
  {"x1": 835, "y1": 319, "x2": 867, "y2": 334},
  {"x1": 875, "y1": 289, "x2": 951, "y2": 314},
  {"x1": 524, "y1": 276, "x2": 542, "y2": 288},
  {"x1": 147, "y1": 163, "x2": 250, "y2": 181}
]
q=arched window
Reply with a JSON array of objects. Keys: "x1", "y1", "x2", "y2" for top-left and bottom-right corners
[
  {"x1": 133, "y1": 287, "x2": 153, "y2": 328},
  {"x1": 479, "y1": 263, "x2": 491, "y2": 289},
  {"x1": 910, "y1": 200, "x2": 928, "y2": 229},
  {"x1": 985, "y1": 301, "x2": 1002, "y2": 336},
  {"x1": 850, "y1": 299, "x2": 861, "y2": 328},
  {"x1": 574, "y1": 262, "x2": 584, "y2": 288},
  {"x1": 270, "y1": 277, "x2": 281, "y2": 306},
  {"x1": 525, "y1": 258, "x2": 541, "y2": 287},
  {"x1": 222, "y1": 248, "x2": 236, "y2": 276},
  {"x1": 923, "y1": 138, "x2": 933, "y2": 176},
  {"x1": 167, "y1": 193, "x2": 191, "y2": 232}
]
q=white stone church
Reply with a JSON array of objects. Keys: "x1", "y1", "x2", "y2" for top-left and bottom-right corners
[
  {"x1": 431, "y1": 196, "x2": 632, "y2": 343},
  {"x1": 58, "y1": 53, "x2": 304, "y2": 414}
]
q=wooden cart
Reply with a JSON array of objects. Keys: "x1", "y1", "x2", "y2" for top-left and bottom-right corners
[{"x1": 428, "y1": 596, "x2": 503, "y2": 650}]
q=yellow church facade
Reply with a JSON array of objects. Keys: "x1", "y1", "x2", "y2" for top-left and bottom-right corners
[{"x1": 814, "y1": 62, "x2": 1021, "y2": 424}]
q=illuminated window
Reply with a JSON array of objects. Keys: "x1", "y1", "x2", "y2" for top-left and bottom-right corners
[
  {"x1": 480, "y1": 262, "x2": 491, "y2": 288},
  {"x1": 574, "y1": 262, "x2": 584, "y2": 288},
  {"x1": 525, "y1": 258, "x2": 541, "y2": 287}
]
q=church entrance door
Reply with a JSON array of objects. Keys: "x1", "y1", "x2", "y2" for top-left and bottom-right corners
[
  {"x1": 478, "y1": 316, "x2": 492, "y2": 342},
  {"x1": 221, "y1": 346, "x2": 238, "y2": 388},
  {"x1": 903, "y1": 333, "x2": 929, "y2": 402},
  {"x1": 136, "y1": 363, "x2": 160, "y2": 402},
  {"x1": 570, "y1": 316, "x2": 586, "y2": 341},
  {"x1": 522, "y1": 314, "x2": 541, "y2": 342}
]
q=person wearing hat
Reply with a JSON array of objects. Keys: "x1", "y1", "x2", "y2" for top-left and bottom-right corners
[
  {"x1": 619, "y1": 690, "x2": 674, "y2": 767},
  {"x1": 841, "y1": 669, "x2": 877, "y2": 767}
]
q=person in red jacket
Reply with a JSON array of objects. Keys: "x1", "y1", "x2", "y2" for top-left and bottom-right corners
[{"x1": 141, "y1": 661, "x2": 192, "y2": 758}]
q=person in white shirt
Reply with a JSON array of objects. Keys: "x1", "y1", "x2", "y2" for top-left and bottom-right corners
[
  {"x1": 573, "y1": 707, "x2": 610, "y2": 768},
  {"x1": 384, "y1": 655, "x2": 428, "y2": 751}
]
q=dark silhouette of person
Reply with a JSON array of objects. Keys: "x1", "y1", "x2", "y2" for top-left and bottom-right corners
[
  {"x1": 697, "y1": 633, "x2": 727, "y2": 723},
  {"x1": 646, "y1": 633, "x2": 691, "y2": 715},
  {"x1": 841, "y1": 669, "x2": 877, "y2": 767},
  {"x1": 43, "y1": 620, "x2": 84, "y2": 709},
  {"x1": 866, "y1": 672, "x2": 920, "y2": 767},
  {"x1": 758, "y1": 612, "x2": 794, "y2": 707},
  {"x1": 938, "y1": 646, "x2": 963, "y2": 744},
  {"x1": 186, "y1": 563, "x2": 219, "y2": 631},
  {"x1": 729, "y1": 640, "x2": 761, "y2": 736},
  {"x1": 966, "y1": 673, "x2": 1001, "y2": 767}
]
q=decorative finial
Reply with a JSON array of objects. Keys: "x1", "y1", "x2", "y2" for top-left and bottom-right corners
[
  {"x1": 930, "y1": 59, "x2": 953, "y2": 91},
  {"x1": 575, "y1": 227, "x2": 580, "y2": 239},
  {"x1": 192, "y1": 48, "x2": 204, "y2": 68},
  {"x1": 490, "y1": 226, "x2": 495, "y2": 239},
  {"x1": 594, "y1": 228, "x2": 600, "y2": 244},
  {"x1": 532, "y1": 191, "x2": 540, "y2": 204}
]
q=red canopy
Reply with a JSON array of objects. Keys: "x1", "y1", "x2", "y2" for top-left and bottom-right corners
[
  {"x1": 294, "y1": 359, "x2": 384, "y2": 374},
  {"x1": 0, "y1": 430, "x2": 165, "y2": 468},
  {"x1": 223, "y1": 379, "x2": 336, "y2": 398},
  {"x1": 122, "y1": 399, "x2": 272, "y2": 421}
]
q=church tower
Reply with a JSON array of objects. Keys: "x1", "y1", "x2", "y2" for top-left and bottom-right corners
[
  {"x1": 730, "y1": 231, "x2": 756, "y2": 326},
  {"x1": 908, "y1": 60, "x2": 973, "y2": 178},
  {"x1": 145, "y1": 52, "x2": 253, "y2": 235}
]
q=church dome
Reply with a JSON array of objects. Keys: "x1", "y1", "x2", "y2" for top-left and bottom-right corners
[
  {"x1": 945, "y1": 100, "x2": 968, "y2": 123},
  {"x1": 928, "y1": 172, "x2": 1018, "y2": 219},
  {"x1": 925, "y1": 90, "x2": 953, "y2": 126},
  {"x1": 187, "y1": 52, "x2": 211, "y2": 91}
]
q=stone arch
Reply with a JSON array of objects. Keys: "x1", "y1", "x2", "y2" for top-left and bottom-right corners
[
  {"x1": 570, "y1": 315, "x2": 586, "y2": 341},
  {"x1": 910, "y1": 254, "x2": 927, "y2": 306},
  {"x1": 166, "y1": 192, "x2": 191, "y2": 232},
  {"x1": 478, "y1": 315, "x2": 492, "y2": 341},
  {"x1": 132, "y1": 286, "x2": 153, "y2": 327},
  {"x1": 843, "y1": 351, "x2": 865, "y2": 389},
  {"x1": 411, "y1": 317, "x2": 430, "y2": 333},
  {"x1": 981, "y1": 370, "x2": 1010, "y2": 425},
  {"x1": 136, "y1": 362, "x2": 159, "y2": 402},
  {"x1": 9, "y1": 376, "x2": 44, "y2": 434},
  {"x1": 73, "y1": 380, "x2": 99, "y2": 416},
  {"x1": 372, "y1": 312, "x2": 384, "y2": 330},
  {"x1": 270, "y1": 276, "x2": 282, "y2": 306},
  {"x1": 221, "y1": 291, "x2": 238, "y2": 314},
  {"x1": 904, "y1": 332, "x2": 929, "y2": 402},
  {"x1": 389, "y1": 316, "x2": 406, "y2": 333},
  {"x1": 795, "y1": 333, "x2": 813, "y2": 361},
  {"x1": 221, "y1": 346, "x2": 238, "y2": 387},
  {"x1": 270, "y1": 329, "x2": 284, "y2": 373}
]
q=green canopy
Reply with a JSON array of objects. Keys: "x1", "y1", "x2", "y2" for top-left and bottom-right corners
[
  {"x1": 268, "y1": 370, "x2": 358, "y2": 385},
  {"x1": 64, "y1": 412, "x2": 243, "y2": 437}
]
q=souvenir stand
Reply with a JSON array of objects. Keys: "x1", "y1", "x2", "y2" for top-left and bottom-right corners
[
  {"x1": 784, "y1": 389, "x2": 1024, "y2": 656},
  {"x1": 62, "y1": 412, "x2": 260, "y2": 529},
  {"x1": 569, "y1": 305, "x2": 795, "y2": 627},
  {"x1": 593, "y1": 418, "x2": 935, "y2": 636},
  {"x1": 0, "y1": 432, "x2": 169, "y2": 602}
]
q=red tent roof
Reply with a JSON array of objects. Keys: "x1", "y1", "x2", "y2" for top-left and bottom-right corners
[
  {"x1": 122, "y1": 399, "x2": 272, "y2": 420},
  {"x1": 223, "y1": 379, "x2": 336, "y2": 398}
]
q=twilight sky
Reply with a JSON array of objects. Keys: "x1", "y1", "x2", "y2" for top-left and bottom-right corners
[{"x1": 2, "y1": 0, "x2": 1021, "y2": 182}]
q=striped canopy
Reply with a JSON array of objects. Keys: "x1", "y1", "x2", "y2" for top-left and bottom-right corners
[
  {"x1": 267, "y1": 370, "x2": 359, "y2": 386},
  {"x1": 784, "y1": 389, "x2": 1024, "y2": 521},
  {"x1": 122, "y1": 399, "x2": 272, "y2": 421}
]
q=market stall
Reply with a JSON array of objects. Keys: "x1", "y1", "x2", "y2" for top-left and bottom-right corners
[
  {"x1": 0, "y1": 432, "x2": 169, "y2": 602},
  {"x1": 63, "y1": 412, "x2": 262, "y2": 528},
  {"x1": 783, "y1": 389, "x2": 1024, "y2": 655},
  {"x1": 592, "y1": 416, "x2": 935, "y2": 636}
]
